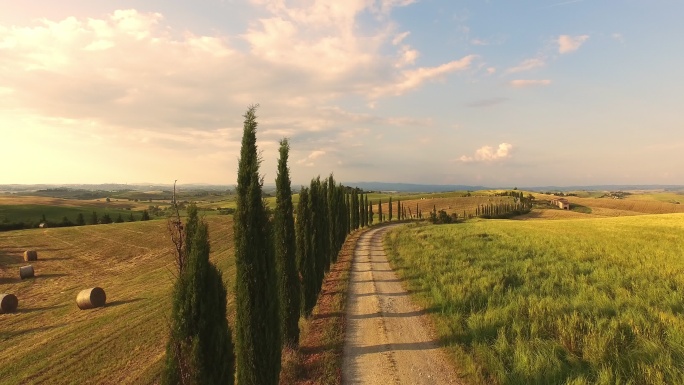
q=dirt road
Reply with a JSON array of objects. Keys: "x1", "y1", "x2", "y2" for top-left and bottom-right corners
[{"x1": 342, "y1": 224, "x2": 462, "y2": 385}]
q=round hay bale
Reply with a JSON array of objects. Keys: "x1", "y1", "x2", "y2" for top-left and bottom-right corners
[
  {"x1": 19, "y1": 265, "x2": 34, "y2": 279},
  {"x1": 0, "y1": 293, "x2": 18, "y2": 313},
  {"x1": 23, "y1": 250, "x2": 38, "y2": 262},
  {"x1": 76, "y1": 287, "x2": 106, "y2": 310}
]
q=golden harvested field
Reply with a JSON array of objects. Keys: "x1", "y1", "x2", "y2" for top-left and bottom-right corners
[
  {"x1": 0, "y1": 217, "x2": 236, "y2": 385},
  {"x1": 534, "y1": 193, "x2": 684, "y2": 216}
]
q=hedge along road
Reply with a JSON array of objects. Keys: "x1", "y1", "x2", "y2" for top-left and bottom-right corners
[{"x1": 342, "y1": 224, "x2": 462, "y2": 385}]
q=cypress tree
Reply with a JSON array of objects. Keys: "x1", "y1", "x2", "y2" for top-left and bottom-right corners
[
  {"x1": 274, "y1": 138, "x2": 300, "y2": 347},
  {"x1": 359, "y1": 192, "x2": 365, "y2": 228},
  {"x1": 345, "y1": 192, "x2": 351, "y2": 234},
  {"x1": 378, "y1": 199, "x2": 383, "y2": 223},
  {"x1": 76, "y1": 213, "x2": 85, "y2": 226},
  {"x1": 163, "y1": 205, "x2": 235, "y2": 385},
  {"x1": 389, "y1": 197, "x2": 393, "y2": 221},
  {"x1": 296, "y1": 187, "x2": 317, "y2": 316},
  {"x1": 90, "y1": 211, "x2": 98, "y2": 225},
  {"x1": 327, "y1": 175, "x2": 337, "y2": 266},
  {"x1": 368, "y1": 199, "x2": 374, "y2": 225},
  {"x1": 234, "y1": 105, "x2": 280, "y2": 385},
  {"x1": 320, "y1": 180, "x2": 330, "y2": 273},
  {"x1": 396, "y1": 200, "x2": 400, "y2": 220},
  {"x1": 350, "y1": 189, "x2": 357, "y2": 230}
]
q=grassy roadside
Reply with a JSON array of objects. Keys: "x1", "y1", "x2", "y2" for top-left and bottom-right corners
[{"x1": 281, "y1": 228, "x2": 365, "y2": 385}]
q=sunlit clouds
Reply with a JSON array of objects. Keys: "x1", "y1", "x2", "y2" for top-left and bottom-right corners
[
  {"x1": 458, "y1": 143, "x2": 514, "y2": 163},
  {"x1": 557, "y1": 34, "x2": 589, "y2": 54}
]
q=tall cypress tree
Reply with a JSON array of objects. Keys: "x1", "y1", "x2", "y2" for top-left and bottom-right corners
[
  {"x1": 378, "y1": 199, "x2": 383, "y2": 223},
  {"x1": 309, "y1": 178, "x2": 324, "y2": 294},
  {"x1": 369, "y1": 200, "x2": 374, "y2": 225},
  {"x1": 359, "y1": 192, "x2": 365, "y2": 228},
  {"x1": 389, "y1": 197, "x2": 393, "y2": 221},
  {"x1": 234, "y1": 106, "x2": 280, "y2": 385},
  {"x1": 296, "y1": 187, "x2": 317, "y2": 316},
  {"x1": 345, "y1": 192, "x2": 351, "y2": 234},
  {"x1": 364, "y1": 194, "x2": 369, "y2": 226},
  {"x1": 396, "y1": 200, "x2": 401, "y2": 221},
  {"x1": 327, "y1": 175, "x2": 337, "y2": 266},
  {"x1": 163, "y1": 205, "x2": 235, "y2": 385},
  {"x1": 274, "y1": 138, "x2": 300, "y2": 347}
]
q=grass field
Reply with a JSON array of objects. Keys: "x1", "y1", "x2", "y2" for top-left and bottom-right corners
[
  {"x1": 0, "y1": 217, "x2": 236, "y2": 384},
  {"x1": 385, "y1": 215, "x2": 684, "y2": 385}
]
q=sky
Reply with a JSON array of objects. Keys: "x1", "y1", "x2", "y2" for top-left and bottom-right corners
[{"x1": 1, "y1": 0, "x2": 683, "y2": 187}]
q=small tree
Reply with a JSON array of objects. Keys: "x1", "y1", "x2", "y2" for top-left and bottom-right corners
[
  {"x1": 76, "y1": 213, "x2": 86, "y2": 226},
  {"x1": 90, "y1": 211, "x2": 98, "y2": 225},
  {"x1": 163, "y1": 205, "x2": 235, "y2": 385},
  {"x1": 101, "y1": 213, "x2": 112, "y2": 224},
  {"x1": 128, "y1": 212, "x2": 135, "y2": 222},
  {"x1": 61, "y1": 216, "x2": 73, "y2": 227},
  {"x1": 115, "y1": 214, "x2": 124, "y2": 223},
  {"x1": 141, "y1": 210, "x2": 150, "y2": 221}
]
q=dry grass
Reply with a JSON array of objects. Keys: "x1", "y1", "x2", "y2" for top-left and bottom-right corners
[{"x1": 0, "y1": 216, "x2": 236, "y2": 385}]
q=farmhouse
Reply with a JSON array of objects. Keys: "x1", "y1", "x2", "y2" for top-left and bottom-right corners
[{"x1": 551, "y1": 198, "x2": 570, "y2": 210}]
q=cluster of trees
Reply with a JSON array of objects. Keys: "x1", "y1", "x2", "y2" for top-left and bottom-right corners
[
  {"x1": 429, "y1": 206, "x2": 458, "y2": 224},
  {"x1": 475, "y1": 197, "x2": 533, "y2": 219}
]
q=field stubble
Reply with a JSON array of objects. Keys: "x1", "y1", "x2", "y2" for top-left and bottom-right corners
[{"x1": 0, "y1": 216, "x2": 236, "y2": 385}]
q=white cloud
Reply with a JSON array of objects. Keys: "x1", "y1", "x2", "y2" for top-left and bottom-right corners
[
  {"x1": 459, "y1": 143, "x2": 514, "y2": 163},
  {"x1": 297, "y1": 150, "x2": 326, "y2": 166},
  {"x1": 509, "y1": 79, "x2": 552, "y2": 87},
  {"x1": 612, "y1": 33, "x2": 625, "y2": 44},
  {"x1": 557, "y1": 34, "x2": 589, "y2": 53},
  {"x1": 392, "y1": 31, "x2": 410, "y2": 45},
  {"x1": 506, "y1": 57, "x2": 545, "y2": 73},
  {"x1": 370, "y1": 55, "x2": 477, "y2": 98},
  {"x1": 487, "y1": 67, "x2": 497, "y2": 74}
]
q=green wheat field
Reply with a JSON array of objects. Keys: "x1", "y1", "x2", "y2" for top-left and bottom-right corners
[{"x1": 385, "y1": 214, "x2": 684, "y2": 385}]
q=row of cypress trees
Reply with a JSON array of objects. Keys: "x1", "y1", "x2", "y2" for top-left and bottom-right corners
[{"x1": 164, "y1": 105, "x2": 398, "y2": 385}]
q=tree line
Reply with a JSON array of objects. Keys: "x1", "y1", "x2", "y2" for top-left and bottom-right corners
[{"x1": 0, "y1": 210, "x2": 152, "y2": 232}]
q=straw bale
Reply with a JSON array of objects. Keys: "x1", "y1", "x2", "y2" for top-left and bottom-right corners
[
  {"x1": 0, "y1": 293, "x2": 18, "y2": 313},
  {"x1": 19, "y1": 265, "x2": 34, "y2": 279},
  {"x1": 76, "y1": 287, "x2": 106, "y2": 310}
]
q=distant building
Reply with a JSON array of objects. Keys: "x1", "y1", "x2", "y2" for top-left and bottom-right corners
[{"x1": 551, "y1": 198, "x2": 570, "y2": 210}]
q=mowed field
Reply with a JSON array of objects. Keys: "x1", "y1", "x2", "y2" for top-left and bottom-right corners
[
  {"x1": 0, "y1": 216, "x2": 236, "y2": 385},
  {"x1": 385, "y1": 214, "x2": 684, "y2": 384}
]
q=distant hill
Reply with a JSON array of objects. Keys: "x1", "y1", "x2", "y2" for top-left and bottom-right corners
[
  {"x1": 343, "y1": 182, "x2": 488, "y2": 193},
  {"x1": 2, "y1": 183, "x2": 683, "y2": 195}
]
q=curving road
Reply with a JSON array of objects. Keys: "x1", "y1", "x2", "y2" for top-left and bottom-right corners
[{"x1": 342, "y1": 224, "x2": 462, "y2": 385}]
